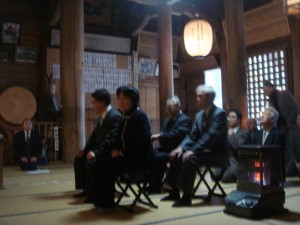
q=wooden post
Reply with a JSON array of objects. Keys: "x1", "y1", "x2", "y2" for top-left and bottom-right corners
[
  {"x1": 60, "y1": 0, "x2": 85, "y2": 162},
  {"x1": 157, "y1": 4, "x2": 174, "y2": 126},
  {"x1": 290, "y1": 17, "x2": 300, "y2": 108},
  {"x1": 224, "y1": 0, "x2": 248, "y2": 127},
  {"x1": 0, "y1": 141, "x2": 3, "y2": 189}
]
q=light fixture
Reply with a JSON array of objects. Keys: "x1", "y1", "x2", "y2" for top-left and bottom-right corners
[
  {"x1": 183, "y1": 14, "x2": 213, "y2": 59},
  {"x1": 284, "y1": 0, "x2": 300, "y2": 16}
]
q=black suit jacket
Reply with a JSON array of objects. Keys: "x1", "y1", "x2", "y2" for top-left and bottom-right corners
[
  {"x1": 252, "y1": 126, "x2": 285, "y2": 149},
  {"x1": 13, "y1": 130, "x2": 43, "y2": 160},
  {"x1": 84, "y1": 107, "x2": 122, "y2": 159},
  {"x1": 180, "y1": 104, "x2": 228, "y2": 165},
  {"x1": 158, "y1": 113, "x2": 192, "y2": 152},
  {"x1": 115, "y1": 108, "x2": 153, "y2": 171}
]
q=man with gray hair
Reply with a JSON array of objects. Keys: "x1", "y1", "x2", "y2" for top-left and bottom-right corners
[
  {"x1": 147, "y1": 96, "x2": 192, "y2": 194},
  {"x1": 252, "y1": 106, "x2": 285, "y2": 147},
  {"x1": 252, "y1": 106, "x2": 286, "y2": 179},
  {"x1": 161, "y1": 85, "x2": 228, "y2": 207}
]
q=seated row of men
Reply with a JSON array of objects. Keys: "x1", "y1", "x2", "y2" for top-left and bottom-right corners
[{"x1": 72, "y1": 84, "x2": 300, "y2": 209}]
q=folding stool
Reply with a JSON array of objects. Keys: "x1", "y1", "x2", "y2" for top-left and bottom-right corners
[
  {"x1": 115, "y1": 171, "x2": 158, "y2": 211},
  {"x1": 192, "y1": 163, "x2": 227, "y2": 200},
  {"x1": 192, "y1": 149, "x2": 229, "y2": 200}
]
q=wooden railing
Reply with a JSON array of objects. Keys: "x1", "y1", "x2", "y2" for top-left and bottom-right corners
[{"x1": 34, "y1": 122, "x2": 62, "y2": 162}]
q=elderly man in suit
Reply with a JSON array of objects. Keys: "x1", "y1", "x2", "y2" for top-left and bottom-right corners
[
  {"x1": 221, "y1": 109, "x2": 249, "y2": 183},
  {"x1": 161, "y1": 85, "x2": 228, "y2": 207},
  {"x1": 13, "y1": 119, "x2": 43, "y2": 171},
  {"x1": 147, "y1": 96, "x2": 192, "y2": 194},
  {"x1": 252, "y1": 106, "x2": 285, "y2": 147},
  {"x1": 73, "y1": 89, "x2": 122, "y2": 203},
  {"x1": 252, "y1": 106, "x2": 285, "y2": 179}
]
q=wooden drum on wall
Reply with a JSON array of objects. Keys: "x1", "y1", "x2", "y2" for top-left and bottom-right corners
[{"x1": 0, "y1": 86, "x2": 37, "y2": 125}]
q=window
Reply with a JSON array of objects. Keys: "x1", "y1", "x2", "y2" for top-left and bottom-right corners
[
  {"x1": 246, "y1": 48, "x2": 287, "y2": 123},
  {"x1": 205, "y1": 68, "x2": 223, "y2": 108}
]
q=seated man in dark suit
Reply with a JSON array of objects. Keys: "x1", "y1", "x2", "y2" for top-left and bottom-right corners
[
  {"x1": 221, "y1": 109, "x2": 249, "y2": 183},
  {"x1": 73, "y1": 89, "x2": 122, "y2": 203},
  {"x1": 13, "y1": 119, "x2": 43, "y2": 171},
  {"x1": 147, "y1": 96, "x2": 192, "y2": 194},
  {"x1": 161, "y1": 85, "x2": 228, "y2": 207}
]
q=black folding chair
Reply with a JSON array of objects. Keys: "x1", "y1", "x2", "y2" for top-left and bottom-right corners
[
  {"x1": 192, "y1": 164, "x2": 227, "y2": 200},
  {"x1": 192, "y1": 151, "x2": 229, "y2": 200},
  {"x1": 115, "y1": 171, "x2": 158, "y2": 211}
]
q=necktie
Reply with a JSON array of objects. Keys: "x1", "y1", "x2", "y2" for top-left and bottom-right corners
[
  {"x1": 262, "y1": 130, "x2": 267, "y2": 145},
  {"x1": 26, "y1": 132, "x2": 30, "y2": 145},
  {"x1": 229, "y1": 132, "x2": 235, "y2": 145}
]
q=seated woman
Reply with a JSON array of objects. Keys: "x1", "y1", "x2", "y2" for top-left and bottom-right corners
[{"x1": 93, "y1": 85, "x2": 153, "y2": 209}]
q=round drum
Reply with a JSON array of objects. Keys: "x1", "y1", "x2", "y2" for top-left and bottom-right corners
[{"x1": 0, "y1": 86, "x2": 37, "y2": 125}]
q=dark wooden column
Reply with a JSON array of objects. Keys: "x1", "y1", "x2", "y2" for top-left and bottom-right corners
[
  {"x1": 290, "y1": 17, "x2": 300, "y2": 108},
  {"x1": 0, "y1": 141, "x2": 3, "y2": 189},
  {"x1": 60, "y1": 0, "x2": 85, "y2": 162},
  {"x1": 224, "y1": 0, "x2": 248, "y2": 126},
  {"x1": 157, "y1": 5, "x2": 174, "y2": 126}
]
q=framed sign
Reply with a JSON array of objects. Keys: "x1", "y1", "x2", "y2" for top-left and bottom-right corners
[
  {"x1": 15, "y1": 46, "x2": 38, "y2": 63},
  {"x1": 138, "y1": 58, "x2": 157, "y2": 76},
  {"x1": 1, "y1": 22, "x2": 20, "y2": 44}
]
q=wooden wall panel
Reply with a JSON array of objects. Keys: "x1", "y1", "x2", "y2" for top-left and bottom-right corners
[{"x1": 139, "y1": 78, "x2": 160, "y2": 135}]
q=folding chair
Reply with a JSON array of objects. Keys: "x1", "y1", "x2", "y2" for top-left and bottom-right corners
[
  {"x1": 192, "y1": 152, "x2": 229, "y2": 200},
  {"x1": 115, "y1": 171, "x2": 158, "y2": 211}
]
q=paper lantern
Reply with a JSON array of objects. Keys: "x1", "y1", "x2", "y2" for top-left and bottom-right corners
[{"x1": 183, "y1": 19, "x2": 213, "y2": 59}]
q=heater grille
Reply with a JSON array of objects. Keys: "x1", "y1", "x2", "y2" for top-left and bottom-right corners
[{"x1": 237, "y1": 145, "x2": 284, "y2": 195}]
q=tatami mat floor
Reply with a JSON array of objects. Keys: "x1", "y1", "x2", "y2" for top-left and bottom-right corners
[{"x1": 0, "y1": 162, "x2": 300, "y2": 225}]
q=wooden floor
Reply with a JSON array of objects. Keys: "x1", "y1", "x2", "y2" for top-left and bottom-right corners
[{"x1": 0, "y1": 162, "x2": 300, "y2": 225}]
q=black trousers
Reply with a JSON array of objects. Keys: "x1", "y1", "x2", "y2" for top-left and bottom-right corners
[
  {"x1": 149, "y1": 150, "x2": 170, "y2": 189},
  {"x1": 166, "y1": 151, "x2": 228, "y2": 194},
  {"x1": 165, "y1": 155, "x2": 200, "y2": 194},
  {"x1": 73, "y1": 156, "x2": 97, "y2": 199},
  {"x1": 94, "y1": 157, "x2": 146, "y2": 207}
]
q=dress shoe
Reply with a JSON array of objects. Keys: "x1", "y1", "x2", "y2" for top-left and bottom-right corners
[
  {"x1": 146, "y1": 186, "x2": 161, "y2": 195},
  {"x1": 160, "y1": 192, "x2": 180, "y2": 201},
  {"x1": 73, "y1": 191, "x2": 86, "y2": 198},
  {"x1": 172, "y1": 197, "x2": 192, "y2": 207}
]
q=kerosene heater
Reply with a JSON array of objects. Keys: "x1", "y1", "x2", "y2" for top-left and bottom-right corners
[{"x1": 224, "y1": 145, "x2": 285, "y2": 218}]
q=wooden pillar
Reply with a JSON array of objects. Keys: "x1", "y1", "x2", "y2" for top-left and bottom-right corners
[
  {"x1": 290, "y1": 17, "x2": 300, "y2": 108},
  {"x1": 224, "y1": 0, "x2": 248, "y2": 127},
  {"x1": 0, "y1": 141, "x2": 3, "y2": 189},
  {"x1": 157, "y1": 5, "x2": 174, "y2": 126},
  {"x1": 60, "y1": 0, "x2": 85, "y2": 162}
]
